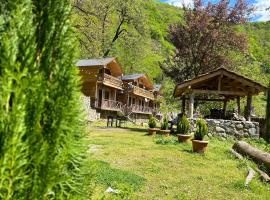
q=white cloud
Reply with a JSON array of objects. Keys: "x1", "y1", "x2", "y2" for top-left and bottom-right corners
[
  {"x1": 164, "y1": 0, "x2": 194, "y2": 8},
  {"x1": 252, "y1": 0, "x2": 270, "y2": 21}
]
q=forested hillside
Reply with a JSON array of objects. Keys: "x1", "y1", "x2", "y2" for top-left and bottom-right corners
[{"x1": 72, "y1": 0, "x2": 270, "y2": 116}]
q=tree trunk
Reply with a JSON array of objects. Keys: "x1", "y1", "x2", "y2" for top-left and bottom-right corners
[{"x1": 233, "y1": 141, "x2": 270, "y2": 171}]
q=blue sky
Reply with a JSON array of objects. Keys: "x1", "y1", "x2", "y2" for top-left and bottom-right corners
[{"x1": 160, "y1": 0, "x2": 270, "y2": 21}]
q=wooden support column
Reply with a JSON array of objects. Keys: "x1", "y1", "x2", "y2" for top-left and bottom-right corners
[
  {"x1": 223, "y1": 99, "x2": 227, "y2": 118},
  {"x1": 237, "y1": 97, "x2": 241, "y2": 116},
  {"x1": 182, "y1": 95, "x2": 186, "y2": 114},
  {"x1": 189, "y1": 93, "x2": 194, "y2": 119},
  {"x1": 245, "y1": 95, "x2": 252, "y2": 121}
]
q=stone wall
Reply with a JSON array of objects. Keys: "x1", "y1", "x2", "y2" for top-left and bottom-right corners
[
  {"x1": 80, "y1": 95, "x2": 100, "y2": 121},
  {"x1": 189, "y1": 118, "x2": 260, "y2": 139}
]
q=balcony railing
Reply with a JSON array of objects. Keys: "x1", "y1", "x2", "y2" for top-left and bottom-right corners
[
  {"x1": 96, "y1": 99, "x2": 123, "y2": 112},
  {"x1": 131, "y1": 86, "x2": 154, "y2": 100},
  {"x1": 127, "y1": 105, "x2": 153, "y2": 114},
  {"x1": 97, "y1": 73, "x2": 123, "y2": 89}
]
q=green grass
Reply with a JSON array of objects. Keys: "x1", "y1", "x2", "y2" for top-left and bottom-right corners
[{"x1": 85, "y1": 127, "x2": 270, "y2": 199}]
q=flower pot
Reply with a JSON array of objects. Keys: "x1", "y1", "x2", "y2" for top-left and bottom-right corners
[
  {"x1": 177, "y1": 134, "x2": 192, "y2": 143},
  {"x1": 159, "y1": 129, "x2": 170, "y2": 136},
  {"x1": 148, "y1": 128, "x2": 159, "y2": 135},
  {"x1": 192, "y1": 140, "x2": 209, "y2": 153}
]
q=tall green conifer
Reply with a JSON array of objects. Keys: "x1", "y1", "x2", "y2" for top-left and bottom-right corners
[{"x1": 0, "y1": 0, "x2": 85, "y2": 199}]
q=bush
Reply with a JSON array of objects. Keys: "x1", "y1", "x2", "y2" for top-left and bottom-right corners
[
  {"x1": 177, "y1": 115, "x2": 190, "y2": 134},
  {"x1": 194, "y1": 119, "x2": 208, "y2": 140},
  {"x1": 0, "y1": 0, "x2": 86, "y2": 198},
  {"x1": 161, "y1": 116, "x2": 169, "y2": 130},
  {"x1": 148, "y1": 116, "x2": 157, "y2": 128}
]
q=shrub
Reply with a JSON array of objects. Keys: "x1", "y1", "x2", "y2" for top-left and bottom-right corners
[
  {"x1": 194, "y1": 119, "x2": 208, "y2": 140},
  {"x1": 177, "y1": 115, "x2": 190, "y2": 134},
  {"x1": 161, "y1": 116, "x2": 169, "y2": 130},
  {"x1": 0, "y1": 0, "x2": 85, "y2": 198},
  {"x1": 148, "y1": 116, "x2": 157, "y2": 128}
]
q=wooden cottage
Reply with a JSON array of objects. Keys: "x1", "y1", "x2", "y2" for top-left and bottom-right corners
[
  {"x1": 77, "y1": 58, "x2": 124, "y2": 117},
  {"x1": 119, "y1": 74, "x2": 155, "y2": 122}
]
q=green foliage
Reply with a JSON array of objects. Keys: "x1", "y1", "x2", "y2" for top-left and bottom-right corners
[
  {"x1": 177, "y1": 115, "x2": 190, "y2": 135},
  {"x1": 161, "y1": 116, "x2": 169, "y2": 130},
  {"x1": 89, "y1": 160, "x2": 145, "y2": 191},
  {"x1": 194, "y1": 119, "x2": 208, "y2": 141},
  {"x1": 148, "y1": 116, "x2": 157, "y2": 128},
  {"x1": 266, "y1": 87, "x2": 270, "y2": 143},
  {"x1": 0, "y1": 0, "x2": 86, "y2": 199},
  {"x1": 155, "y1": 135, "x2": 178, "y2": 145}
]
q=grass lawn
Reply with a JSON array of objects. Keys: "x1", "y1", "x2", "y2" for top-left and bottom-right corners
[{"x1": 85, "y1": 127, "x2": 270, "y2": 200}]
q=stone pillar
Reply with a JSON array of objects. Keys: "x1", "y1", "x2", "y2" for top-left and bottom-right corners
[
  {"x1": 189, "y1": 93, "x2": 194, "y2": 119},
  {"x1": 245, "y1": 95, "x2": 252, "y2": 121}
]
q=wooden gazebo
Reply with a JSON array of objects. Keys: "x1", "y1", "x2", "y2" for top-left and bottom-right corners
[{"x1": 173, "y1": 68, "x2": 267, "y2": 121}]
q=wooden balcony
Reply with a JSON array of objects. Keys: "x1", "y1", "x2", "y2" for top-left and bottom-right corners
[
  {"x1": 127, "y1": 105, "x2": 153, "y2": 114},
  {"x1": 97, "y1": 73, "x2": 123, "y2": 90},
  {"x1": 131, "y1": 86, "x2": 154, "y2": 100},
  {"x1": 96, "y1": 99, "x2": 123, "y2": 112}
]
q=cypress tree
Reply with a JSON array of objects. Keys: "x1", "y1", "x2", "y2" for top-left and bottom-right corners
[{"x1": 0, "y1": 0, "x2": 85, "y2": 199}]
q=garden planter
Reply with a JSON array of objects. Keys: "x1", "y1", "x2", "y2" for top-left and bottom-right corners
[
  {"x1": 192, "y1": 140, "x2": 209, "y2": 153},
  {"x1": 148, "y1": 128, "x2": 159, "y2": 135},
  {"x1": 177, "y1": 134, "x2": 192, "y2": 143},
  {"x1": 159, "y1": 130, "x2": 170, "y2": 136}
]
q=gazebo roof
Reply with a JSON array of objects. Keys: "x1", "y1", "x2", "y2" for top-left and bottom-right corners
[{"x1": 173, "y1": 68, "x2": 267, "y2": 98}]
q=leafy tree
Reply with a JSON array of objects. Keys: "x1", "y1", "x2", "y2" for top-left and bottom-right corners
[
  {"x1": 161, "y1": 0, "x2": 253, "y2": 83},
  {"x1": 73, "y1": 0, "x2": 145, "y2": 57},
  {"x1": 0, "y1": 0, "x2": 85, "y2": 198}
]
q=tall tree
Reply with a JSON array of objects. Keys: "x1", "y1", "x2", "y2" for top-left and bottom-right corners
[
  {"x1": 161, "y1": 0, "x2": 253, "y2": 83},
  {"x1": 72, "y1": 0, "x2": 145, "y2": 57},
  {"x1": 0, "y1": 0, "x2": 85, "y2": 199}
]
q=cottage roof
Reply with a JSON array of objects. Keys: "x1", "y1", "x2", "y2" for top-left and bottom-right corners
[{"x1": 121, "y1": 74, "x2": 153, "y2": 90}]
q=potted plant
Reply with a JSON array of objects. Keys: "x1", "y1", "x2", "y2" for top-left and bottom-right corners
[
  {"x1": 177, "y1": 115, "x2": 191, "y2": 143},
  {"x1": 192, "y1": 119, "x2": 209, "y2": 153},
  {"x1": 159, "y1": 116, "x2": 170, "y2": 136},
  {"x1": 148, "y1": 116, "x2": 159, "y2": 135}
]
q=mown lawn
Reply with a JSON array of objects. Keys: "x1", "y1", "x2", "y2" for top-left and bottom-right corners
[{"x1": 85, "y1": 127, "x2": 270, "y2": 200}]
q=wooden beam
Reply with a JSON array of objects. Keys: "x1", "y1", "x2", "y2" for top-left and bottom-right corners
[
  {"x1": 182, "y1": 95, "x2": 186, "y2": 114},
  {"x1": 237, "y1": 97, "x2": 241, "y2": 116},
  {"x1": 184, "y1": 98, "x2": 225, "y2": 102},
  {"x1": 223, "y1": 99, "x2": 227, "y2": 118},
  {"x1": 218, "y1": 74, "x2": 223, "y2": 91},
  {"x1": 192, "y1": 89, "x2": 246, "y2": 96},
  {"x1": 189, "y1": 93, "x2": 194, "y2": 119},
  {"x1": 245, "y1": 95, "x2": 252, "y2": 121},
  {"x1": 176, "y1": 71, "x2": 222, "y2": 92},
  {"x1": 222, "y1": 70, "x2": 265, "y2": 91}
]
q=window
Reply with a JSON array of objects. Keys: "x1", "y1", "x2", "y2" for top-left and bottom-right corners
[
  {"x1": 128, "y1": 97, "x2": 132, "y2": 106},
  {"x1": 105, "y1": 91, "x2": 110, "y2": 100}
]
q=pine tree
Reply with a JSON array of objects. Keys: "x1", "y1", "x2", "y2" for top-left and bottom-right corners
[{"x1": 0, "y1": 0, "x2": 85, "y2": 199}]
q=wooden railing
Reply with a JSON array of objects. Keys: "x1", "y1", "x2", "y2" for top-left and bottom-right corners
[
  {"x1": 97, "y1": 73, "x2": 123, "y2": 89},
  {"x1": 127, "y1": 105, "x2": 153, "y2": 114},
  {"x1": 132, "y1": 86, "x2": 154, "y2": 100},
  {"x1": 96, "y1": 99, "x2": 123, "y2": 111}
]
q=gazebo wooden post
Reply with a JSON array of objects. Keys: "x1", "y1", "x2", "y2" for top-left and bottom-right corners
[
  {"x1": 223, "y1": 99, "x2": 227, "y2": 118},
  {"x1": 182, "y1": 95, "x2": 186, "y2": 114},
  {"x1": 245, "y1": 95, "x2": 252, "y2": 121},
  {"x1": 189, "y1": 93, "x2": 195, "y2": 119},
  {"x1": 237, "y1": 97, "x2": 241, "y2": 116}
]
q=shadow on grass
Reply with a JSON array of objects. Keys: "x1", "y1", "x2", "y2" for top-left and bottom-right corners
[{"x1": 89, "y1": 160, "x2": 146, "y2": 191}]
